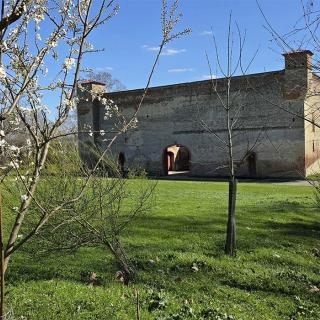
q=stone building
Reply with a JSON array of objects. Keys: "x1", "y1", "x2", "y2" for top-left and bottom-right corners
[{"x1": 77, "y1": 50, "x2": 320, "y2": 179}]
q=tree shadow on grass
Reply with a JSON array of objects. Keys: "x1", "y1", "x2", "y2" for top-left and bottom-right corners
[
  {"x1": 219, "y1": 276, "x2": 320, "y2": 303},
  {"x1": 6, "y1": 247, "x2": 117, "y2": 285},
  {"x1": 238, "y1": 199, "x2": 319, "y2": 235},
  {"x1": 249, "y1": 199, "x2": 320, "y2": 238},
  {"x1": 240, "y1": 199, "x2": 315, "y2": 216},
  {"x1": 264, "y1": 220, "x2": 320, "y2": 238},
  {"x1": 129, "y1": 215, "x2": 226, "y2": 235},
  {"x1": 6, "y1": 200, "x2": 319, "y2": 286}
]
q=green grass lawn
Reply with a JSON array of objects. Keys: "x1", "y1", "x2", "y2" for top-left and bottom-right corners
[{"x1": 4, "y1": 180, "x2": 320, "y2": 319}]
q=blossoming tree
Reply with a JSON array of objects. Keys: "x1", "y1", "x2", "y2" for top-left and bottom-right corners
[{"x1": 0, "y1": 0, "x2": 190, "y2": 316}]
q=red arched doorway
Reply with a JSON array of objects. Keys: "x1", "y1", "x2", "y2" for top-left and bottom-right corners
[{"x1": 162, "y1": 145, "x2": 191, "y2": 175}]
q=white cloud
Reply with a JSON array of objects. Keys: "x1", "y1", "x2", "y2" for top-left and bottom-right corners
[
  {"x1": 148, "y1": 46, "x2": 161, "y2": 51},
  {"x1": 142, "y1": 45, "x2": 186, "y2": 56},
  {"x1": 141, "y1": 45, "x2": 160, "y2": 51},
  {"x1": 96, "y1": 66, "x2": 113, "y2": 72},
  {"x1": 200, "y1": 30, "x2": 213, "y2": 36},
  {"x1": 168, "y1": 68, "x2": 194, "y2": 73},
  {"x1": 161, "y1": 48, "x2": 186, "y2": 56}
]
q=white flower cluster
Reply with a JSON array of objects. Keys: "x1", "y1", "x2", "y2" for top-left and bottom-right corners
[
  {"x1": 0, "y1": 132, "x2": 22, "y2": 170},
  {"x1": 131, "y1": 117, "x2": 138, "y2": 129},
  {"x1": 0, "y1": 40, "x2": 8, "y2": 52},
  {"x1": 63, "y1": 58, "x2": 76, "y2": 70},
  {"x1": 32, "y1": 3, "x2": 46, "y2": 24},
  {"x1": 21, "y1": 194, "x2": 28, "y2": 202},
  {"x1": 0, "y1": 66, "x2": 6, "y2": 79},
  {"x1": 86, "y1": 91, "x2": 120, "y2": 120},
  {"x1": 68, "y1": 97, "x2": 79, "y2": 110},
  {"x1": 62, "y1": 96, "x2": 79, "y2": 110},
  {"x1": 0, "y1": 132, "x2": 21, "y2": 155},
  {"x1": 84, "y1": 41, "x2": 94, "y2": 50},
  {"x1": 100, "y1": 98, "x2": 119, "y2": 120},
  {"x1": 87, "y1": 129, "x2": 106, "y2": 138},
  {"x1": 0, "y1": 113, "x2": 34, "y2": 176},
  {"x1": 47, "y1": 39, "x2": 58, "y2": 48}
]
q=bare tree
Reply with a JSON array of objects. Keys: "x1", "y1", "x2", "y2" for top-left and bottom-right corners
[
  {"x1": 4, "y1": 143, "x2": 155, "y2": 284},
  {"x1": 85, "y1": 70, "x2": 126, "y2": 92},
  {"x1": 199, "y1": 16, "x2": 263, "y2": 257},
  {"x1": 0, "y1": 0, "x2": 121, "y2": 271},
  {"x1": 0, "y1": 1, "x2": 121, "y2": 317}
]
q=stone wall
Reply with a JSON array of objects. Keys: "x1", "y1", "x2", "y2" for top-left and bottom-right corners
[
  {"x1": 304, "y1": 73, "x2": 320, "y2": 176},
  {"x1": 77, "y1": 51, "x2": 320, "y2": 179}
]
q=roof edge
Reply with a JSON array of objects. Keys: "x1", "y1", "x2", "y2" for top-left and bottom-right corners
[{"x1": 105, "y1": 69, "x2": 284, "y2": 96}]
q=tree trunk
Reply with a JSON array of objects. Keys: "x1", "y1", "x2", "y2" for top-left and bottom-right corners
[
  {"x1": 0, "y1": 192, "x2": 4, "y2": 320},
  {"x1": 107, "y1": 239, "x2": 135, "y2": 285},
  {"x1": 135, "y1": 288, "x2": 141, "y2": 320},
  {"x1": 225, "y1": 178, "x2": 237, "y2": 256}
]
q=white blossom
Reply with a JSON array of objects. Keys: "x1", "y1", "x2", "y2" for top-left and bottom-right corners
[
  {"x1": 63, "y1": 58, "x2": 76, "y2": 70},
  {"x1": 0, "y1": 66, "x2": 6, "y2": 79},
  {"x1": 34, "y1": 13, "x2": 45, "y2": 24},
  {"x1": 132, "y1": 117, "x2": 138, "y2": 128},
  {"x1": 85, "y1": 42, "x2": 94, "y2": 50},
  {"x1": 9, "y1": 145, "x2": 20, "y2": 152},
  {"x1": 47, "y1": 40, "x2": 58, "y2": 48},
  {"x1": 0, "y1": 40, "x2": 7, "y2": 51},
  {"x1": 21, "y1": 194, "x2": 28, "y2": 201},
  {"x1": 67, "y1": 97, "x2": 78, "y2": 110},
  {"x1": 9, "y1": 161, "x2": 19, "y2": 168}
]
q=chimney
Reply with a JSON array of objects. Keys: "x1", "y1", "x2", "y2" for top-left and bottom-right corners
[
  {"x1": 77, "y1": 80, "x2": 106, "y2": 164},
  {"x1": 77, "y1": 80, "x2": 106, "y2": 99},
  {"x1": 282, "y1": 50, "x2": 313, "y2": 100}
]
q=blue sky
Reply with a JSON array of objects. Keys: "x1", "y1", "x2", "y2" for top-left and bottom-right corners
[{"x1": 85, "y1": 0, "x2": 304, "y2": 90}]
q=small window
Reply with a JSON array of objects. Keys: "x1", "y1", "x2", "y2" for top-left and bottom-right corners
[{"x1": 313, "y1": 140, "x2": 315, "y2": 152}]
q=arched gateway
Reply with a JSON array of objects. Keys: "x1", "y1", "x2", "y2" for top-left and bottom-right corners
[{"x1": 162, "y1": 145, "x2": 191, "y2": 175}]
